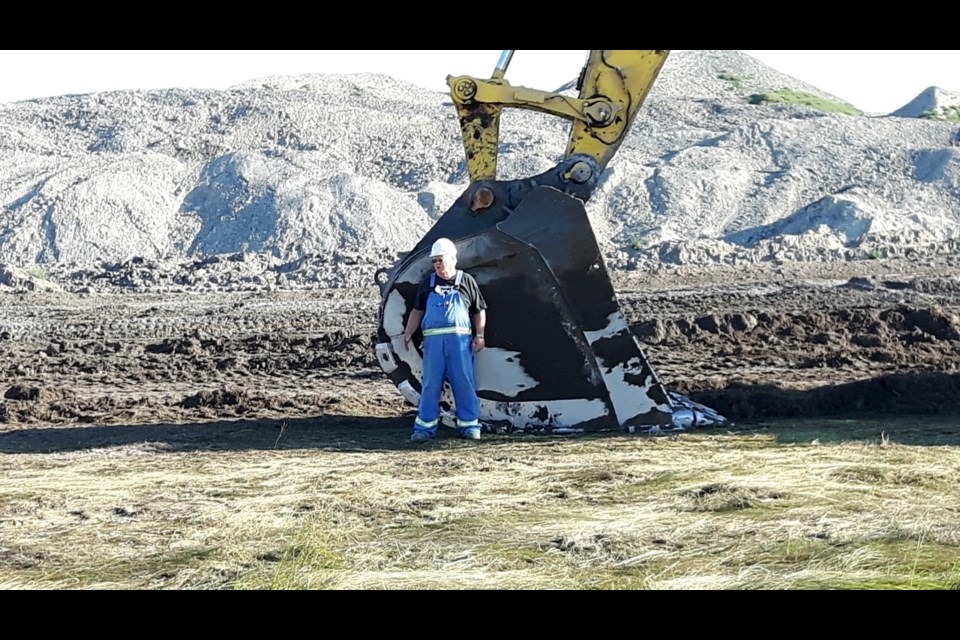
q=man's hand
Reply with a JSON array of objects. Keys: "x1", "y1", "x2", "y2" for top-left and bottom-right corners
[
  {"x1": 403, "y1": 310, "x2": 425, "y2": 352},
  {"x1": 472, "y1": 335, "x2": 485, "y2": 353}
]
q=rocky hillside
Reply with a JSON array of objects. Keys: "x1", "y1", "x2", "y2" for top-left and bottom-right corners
[
  {"x1": 891, "y1": 85, "x2": 960, "y2": 120},
  {"x1": 0, "y1": 50, "x2": 957, "y2": 283}
]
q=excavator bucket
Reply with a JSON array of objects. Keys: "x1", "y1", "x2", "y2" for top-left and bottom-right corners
[
  {"x1": 377, "y1": 183, "x2": 672, "y2": 432},
  {"x1": 374, "y1": 50, "x2": 730, "y2": 434}
]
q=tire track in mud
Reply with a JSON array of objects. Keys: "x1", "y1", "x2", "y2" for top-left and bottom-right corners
[{"x1": 0, "y1": 290, "x2": 393, "y2": 428}]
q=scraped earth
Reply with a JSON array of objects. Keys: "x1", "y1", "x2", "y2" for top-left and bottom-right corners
[{"x1": 2, "y1": 255, "x2": 959, "y2": 449}]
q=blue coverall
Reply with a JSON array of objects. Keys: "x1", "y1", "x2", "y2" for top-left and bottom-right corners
[{"x1": 413, "y1": 271, "x2": 480, "y2": 436}]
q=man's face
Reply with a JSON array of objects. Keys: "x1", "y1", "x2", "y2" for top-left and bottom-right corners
[{"x1": 432, "y1": 254, "x2": 455, "y2": 278}]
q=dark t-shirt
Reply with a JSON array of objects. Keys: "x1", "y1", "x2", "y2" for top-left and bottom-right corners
[{"x1": 414, "y1": 270, "x2": 487, "y2": 316}]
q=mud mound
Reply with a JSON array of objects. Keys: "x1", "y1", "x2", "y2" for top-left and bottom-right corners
[{"x1": 691, "y1": 372, "x2": 960, "y2": 420}]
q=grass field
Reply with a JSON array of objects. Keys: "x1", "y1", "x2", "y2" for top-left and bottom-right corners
[{"x1": 2, "y1": 416, "x2": 959, "y2": 590}]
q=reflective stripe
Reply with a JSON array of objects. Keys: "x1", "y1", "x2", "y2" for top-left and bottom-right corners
[
  {"x1": 457, "y1": 419, "x2": 480, "y2": 428},
  {"x1": 415, "y1": 417, "x2": 438, "y2": 428},
  {"x1": 423, "y1": 326, "x2": 472, "y2": 337}
]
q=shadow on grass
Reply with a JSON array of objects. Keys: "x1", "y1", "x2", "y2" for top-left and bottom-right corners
[
  {"x1": 0, "y1": 414, "x2": 419, "y2": 454},
  {"x1": 3, "y1": 372, "x2": 960, "y2": 453}
]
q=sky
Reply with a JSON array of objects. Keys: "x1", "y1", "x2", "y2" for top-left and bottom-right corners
[{"x1": 1, "y1": 50, "x2": 958, "y2": 114}]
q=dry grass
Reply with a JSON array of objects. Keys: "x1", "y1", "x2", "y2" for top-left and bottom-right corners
[{"x1": 1, "y1": 417, "x2": 959, "y2": 590}]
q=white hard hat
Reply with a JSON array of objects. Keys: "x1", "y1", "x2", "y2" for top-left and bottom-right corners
[{"x1": 430, "y1": 237, "x2": 457, "y2": 258}]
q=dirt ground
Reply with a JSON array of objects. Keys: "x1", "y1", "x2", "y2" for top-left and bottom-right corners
[{"x1": 2, "y1": 255, "x2": 959, "y2": 450}]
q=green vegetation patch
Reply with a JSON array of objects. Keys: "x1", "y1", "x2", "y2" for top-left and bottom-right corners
[
  {"x1": 748, "y1": 89, "x2": 862, "y2": 116},
  {"x1": 920, "y1": 105, "x2": 960, "y2": 122},
  {"x1": 718, "y1": 71, "x2": 747, "y2": 90}
]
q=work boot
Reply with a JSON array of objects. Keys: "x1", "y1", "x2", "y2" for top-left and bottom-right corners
[
  {"x1": 459, "y1": 426, "x2": 481, "y2": 440},
  {"x1": 410, "y1": 428, "x2": 436, "y2": 443}
]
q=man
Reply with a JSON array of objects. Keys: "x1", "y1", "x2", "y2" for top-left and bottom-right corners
[{"x1": 402, "y1": 237, "x2": 487, "y2": 442}]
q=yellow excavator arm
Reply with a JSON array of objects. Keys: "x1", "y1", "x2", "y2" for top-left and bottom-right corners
[{"x1": 447, "y1": 50, "x2": 670, "y2": 182}]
